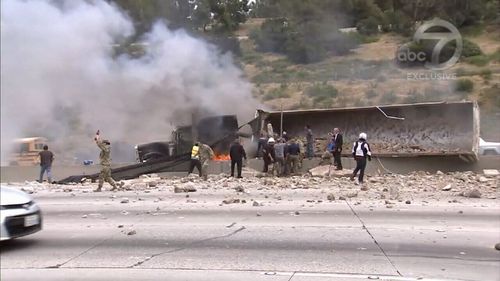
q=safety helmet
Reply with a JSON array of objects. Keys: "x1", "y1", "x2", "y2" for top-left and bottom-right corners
[
  {"x1": 268, "y1": 137, "x2": 275, "y2": 143},
  {"x1": 359, "y1": 133, "x2": 367, "y2": 140}
]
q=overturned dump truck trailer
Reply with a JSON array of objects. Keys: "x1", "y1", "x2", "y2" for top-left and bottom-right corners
[{"x1": 257, "y1": 101, "x2": 480, "y2": 162}]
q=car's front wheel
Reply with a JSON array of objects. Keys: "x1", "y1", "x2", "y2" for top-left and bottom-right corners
[{"x1": 483, "y1": 149, "x2": 499, "y2": 155}]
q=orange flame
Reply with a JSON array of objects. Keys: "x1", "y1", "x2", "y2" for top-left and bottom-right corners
[{"x1": 213, "y1": 154, "x2": 231, "y2": 161}]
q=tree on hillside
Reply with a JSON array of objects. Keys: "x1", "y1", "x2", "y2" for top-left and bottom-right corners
[
  {"x1": 250, "y1": 0, "x2": 360, "y2": 63},
  {"x1": 110, "y1": 0, "x2": 250, "y2": 55},
  {"x1": 113, "y1": 0, "x2": 249, "y2": 35},
  {"x1": 249, "y1": 0, "x2": 284, "y2": 18}
]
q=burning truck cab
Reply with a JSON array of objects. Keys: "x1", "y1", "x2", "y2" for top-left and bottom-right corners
[{"x1": 135, "y1": 115, "x2": 240, "y2": 163}]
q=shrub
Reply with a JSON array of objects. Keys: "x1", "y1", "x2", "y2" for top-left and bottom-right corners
[
  {"x1": 251, "y1": 71, "x2": 272, "y2": 84},
  {"x1": 478, "y1": 84, "x2": 500, "y2": 110},
  {"x1": 354, "y1": 99, "x2": 367, "y2": 107},
  {"x1": 285, "y1": 39, "x2": 326, "y2": 64},
  {"x1": 379, "y1": 91, "x2": 398, "y2": 104},
  {"x1": 250, "y1": 18, "x2": 289, "y2": 53},
  {"x1": 241, "y1": 52, "x2": 262, "y2": 64},
  {"x1": 262, "y1": 87, "x2": 290, "y2": 101},
  {"x1": 358, "y1": 66, "x2": 380, "y2": 80},
  {"x1": 376, "y1": 75, "x2": 387, "y2": 82},
  {"x1": 464, "y1": 55, "x2": 490, "y2": 66},
  {"x1": 454, "y1": 79, "x2": 474, "y2": 93},
  {"x1": 490, "y1": 48, "x2": 500, "y2": 63},
  {"x1": 305, "y1": 83, "x2": 338, "y2": 106},
  {"x1": 461, "y1": 39, "x2": 483, "y2": 57},
  {"x1": 423, "y1": 88, "x2": 446, "y2": 102},
  {"x1": 480, "y1": 68, "x2": 492, "y2": 80},
  {"x1": 382, "y1": 10, "x2": 413, "y2": 36},
  {"x1": 295, "y1": 70, "x2": 310, "y2": 80},
  {"x1": 205, "y1": 35, "x2": 242, "y2": 56},
  {"x1": 402, "y1": 93, "x2": 423, "y2": 104},
  {"x1": 460, "y1": 24, "x2": 485, "y2": 37},
  {"x1": 365, "y1": 89, "x2": 377, "y2": 99},
  {"x1": 403, "y1": 89, "x2": 422, "y2": 103},
  {"x1": 357, "y1": 16, "x2": 380, "y2": 36},
  {"x1": 455, "y1": 67, "x2": 467, "y2": 76},
  {"x1": 327, "y1": 32, "x2": 360, "y2": 56}
]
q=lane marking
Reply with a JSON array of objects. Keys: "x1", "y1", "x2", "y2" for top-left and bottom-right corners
[
  {"x1": 275, "y1": 271, "x2": 465, "y2": 281},
  {"x1": 346, "y1": 200, "x2": 403, "y2": 276}
]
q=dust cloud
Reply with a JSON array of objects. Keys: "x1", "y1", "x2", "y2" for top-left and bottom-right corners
[{"x1": 1, "y1": 0, "x2": 259, "y2": 164}]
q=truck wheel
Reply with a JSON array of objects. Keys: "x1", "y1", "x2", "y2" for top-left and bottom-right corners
[{"x1": 484, "y1": 150, "x2": 498, "y2": 155}]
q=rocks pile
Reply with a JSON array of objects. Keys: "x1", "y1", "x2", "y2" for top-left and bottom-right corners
[{"x1": 3, "y1": 168, "x2": 498, "y2": 203}]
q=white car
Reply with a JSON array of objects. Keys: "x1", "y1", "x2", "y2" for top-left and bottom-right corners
[
  {"x1": 479, "y1": 138, "x2": 500, "y2": 155},
  {"x1": 0, "y1": 186, "x2": 42, "y2": 241}
]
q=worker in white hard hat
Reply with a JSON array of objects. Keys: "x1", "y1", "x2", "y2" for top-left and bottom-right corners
[
  {"x1": 262, "y1": 137, "x2": 276, "y2": 174},
  {"x1": 350, "y1": 132, "x2": 372, "y2": 185}
]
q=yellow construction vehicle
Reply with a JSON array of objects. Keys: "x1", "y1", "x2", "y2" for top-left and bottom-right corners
[{"x1": 9, "y1": 137, "x2": 48, "y2": 166}]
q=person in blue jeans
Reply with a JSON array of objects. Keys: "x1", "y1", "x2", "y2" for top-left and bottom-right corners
[{"x1": 38, "y1": 145, "x2": 54, "y2": 183}]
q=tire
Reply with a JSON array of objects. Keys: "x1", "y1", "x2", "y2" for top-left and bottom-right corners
[{"x1": 483, "y1": 150, "x2": 499, "y2": 156}]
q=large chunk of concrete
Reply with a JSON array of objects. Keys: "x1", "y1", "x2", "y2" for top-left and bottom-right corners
[
  {"x1": 483, "y1": 169, "x2": 499, "y2": 177},
  {"x1": 309, "y1": 165, "x2": 352, "y2": 177}
]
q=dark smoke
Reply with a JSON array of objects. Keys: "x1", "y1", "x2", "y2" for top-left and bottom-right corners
[{"x1": 1, "y1": 0, "x2": 259, "y2": 164}]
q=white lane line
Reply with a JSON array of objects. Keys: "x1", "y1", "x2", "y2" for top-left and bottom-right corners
[{"x1": 271, "y1": 271, "x2": 465, "y2": 281}]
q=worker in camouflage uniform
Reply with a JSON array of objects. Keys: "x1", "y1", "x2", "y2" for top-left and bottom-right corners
[
  {"x1": 199, "y1": 143, "x2": 214, "y2": 181},
  {"x1": 94, "y1": 130, "x2": 119, "y2": 192}
]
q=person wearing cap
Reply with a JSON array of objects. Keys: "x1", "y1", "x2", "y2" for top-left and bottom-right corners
[
  {"x1": 350, "y1": 132, "x2": 372, "y2": 185},
  {"x1": 262, "y1": 137, "x2": 276, "y2": 174},
  {"x1": 94, "y1": 130, "x2": 119, "y2": 192}
]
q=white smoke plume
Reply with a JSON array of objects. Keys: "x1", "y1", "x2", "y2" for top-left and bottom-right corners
[{"x1": 1, "y1": 0, "x2": 259, "y2": 163}]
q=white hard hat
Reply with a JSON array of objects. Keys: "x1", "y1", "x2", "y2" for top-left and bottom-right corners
[
  {"x1": 359, "y1": 133, "x2": 367, "y2": 140},
  {"x1": 268, "y1": 137, "x2": 275, "y2": 143}
]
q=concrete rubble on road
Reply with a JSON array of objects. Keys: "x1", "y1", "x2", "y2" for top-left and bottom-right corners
[
  {"x1": 3, "y1": 168, "x2": 498, "y2": 203},
  {"x1": 483, "y1": 169, "x2": 499, "y2": 177},
  {"x1": 461, "y1": 188, "x2": 482, "y2": 198}
]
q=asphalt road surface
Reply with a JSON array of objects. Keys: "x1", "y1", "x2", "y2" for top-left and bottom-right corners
[{"x1": 1, "y1": 188, "x2": 499, "y2": 281}]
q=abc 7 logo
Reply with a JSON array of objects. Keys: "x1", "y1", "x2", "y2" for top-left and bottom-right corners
[{"x1": 396, "y1": 19, "x2": 462, "y2": 70}]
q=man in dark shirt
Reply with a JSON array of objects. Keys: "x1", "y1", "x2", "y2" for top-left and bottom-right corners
[
  {"x1": 332, "y1": 128, "x2": 343, "y2": 170},
  {"x1": 305, "y1": 125, "x2": 314, "y2": 159},
  {"x1": 38, "y1": 145, "x2": 54, "y2": 183},
  {"x1": 286, "y1": 139, "x2": 300, "y2": 174},
  {"x1": 229, "y1": 139, "x2": 247, "y2": 178},
  {"x1": 256, "y1": 133, "x2": 267, "y2": 158},
  {"x1": 282, "y1": 131, "x2": 290, "y2": 142}
]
